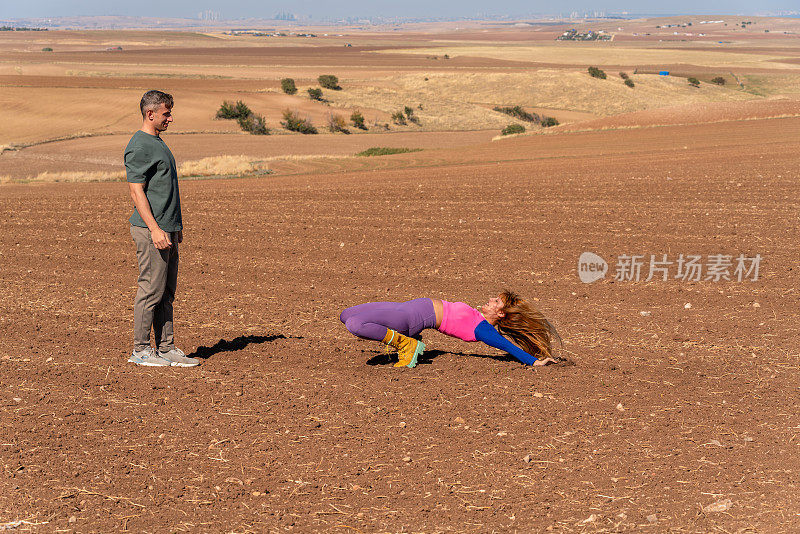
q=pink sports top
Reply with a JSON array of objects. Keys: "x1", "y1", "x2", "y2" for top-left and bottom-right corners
[{"x1": 438, "y1": 301, "x2": 485, "y2": 342}]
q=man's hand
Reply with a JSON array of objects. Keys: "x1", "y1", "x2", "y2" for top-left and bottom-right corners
[
  {"x1": 129, "y1": 182, "x2": 172, "y2": 249},
  {"x1": 176, "y1": 230, "x2": 183, "y2": 244},
  {"x1": 151, "y1": 227, "x2": 172, "y2": 249}
]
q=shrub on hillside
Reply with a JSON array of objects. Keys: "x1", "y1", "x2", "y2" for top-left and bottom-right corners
[
  {"x1": 237, "y1": 113, "x2": 269, "y2": 135},
  {"x1": 216, "y1": 100, "x2": 252, "y2": 120},
  {"x1": 281, "y1": 109, "x2": 318, "y2": 134},
  {"x1": 494, "y1": 105, "x2": 539, "y2": 123},
  {"x1": 216, "y1": 100, "x2": 268, "y2": 135},
  {"x1": 391, "y1": 110, "x2": 407, "y2": 125},
  {"x1": 688, "y1": 77, "x2": 700, "y2": 87},
  {"x1": 619, "y1": 72, "x2": 629, "y2": 80},
  {"x1": 318, "y1": 74, "x2": 341, "y2": 90},
  {"x1": 356, "y1": 147, "x2": 423, "y2": 157},
  {"x1": 350, "y1": 110, "x2": 367, "y2": 130},
  {"x1": 41, "y1": 47, "x2": 53, "y2": 52},
  {"x1": 711, "y1": 76, "x2": 726, "y2": 85},
  {"x1": 540, "y1": 116, "x2": 559, "y2": 127},
  {"x1": 403, "y1": 105, "x2": 420, "y2": 124},
  {"x1": 281, "y1": 78, "x2": 297, "y2": 95},
  {"x1": 307, "y1": 88, "x2": 323, "y2": 101},
  {"x1": 501, "y1": 123, "x2": 526, "y2": 136},
  {"x1": 624, "y1": 78, "x2": 635, "y2": 88},
  {"x1": 588, "y1": 66, "x2": 607, "y2": 79},
  {"x1": 327, "y1": 113, "x2": 350, "y2": 134}
]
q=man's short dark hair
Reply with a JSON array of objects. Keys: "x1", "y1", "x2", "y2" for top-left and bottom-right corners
[{"x1": 140, "y1": 90, "x2": 174, "y2": 118}]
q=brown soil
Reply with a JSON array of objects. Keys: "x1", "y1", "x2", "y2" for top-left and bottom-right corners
[{"x1": 1, "y1": 116, "x2": 799, "y2": 532}]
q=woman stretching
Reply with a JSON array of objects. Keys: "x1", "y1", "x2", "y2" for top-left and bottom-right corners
[{"x1": 339, "y1": 290, "x2": 560, "y2": 368}]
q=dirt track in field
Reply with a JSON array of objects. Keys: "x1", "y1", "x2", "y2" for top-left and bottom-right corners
[{"x1": 1, "y1": 116, "x2": 799, "y2": 532}]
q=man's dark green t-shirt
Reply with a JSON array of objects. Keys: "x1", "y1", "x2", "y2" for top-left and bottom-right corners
[{"x1": 125, "y1": 130, "x2": 183, "y2": 232}]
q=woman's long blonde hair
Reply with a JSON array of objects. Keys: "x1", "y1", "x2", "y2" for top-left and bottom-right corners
[{"x1": 496, "y1": 290, "x2": 562, "y2": 360}]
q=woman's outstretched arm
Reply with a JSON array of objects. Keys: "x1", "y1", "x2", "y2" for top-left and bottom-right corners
[{"x1": 474, "y1": 320, "x2": 538, "y2": 365}]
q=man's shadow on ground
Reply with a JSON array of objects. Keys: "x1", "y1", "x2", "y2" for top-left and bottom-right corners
[
  {"x1": 366, "y1": 349, "x2": 515, "y2": 366},
  {"x1": 189, "y1": 334, "x2": 293, "y2": 360}
]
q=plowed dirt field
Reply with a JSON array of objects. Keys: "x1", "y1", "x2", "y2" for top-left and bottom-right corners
[{"x1": 2, "y1": 115, "x2": 799, "y2": 532}]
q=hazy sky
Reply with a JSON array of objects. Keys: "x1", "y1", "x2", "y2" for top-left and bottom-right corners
[{"x1": 1, "y1": 0, "x2": 795, "y2": 20}]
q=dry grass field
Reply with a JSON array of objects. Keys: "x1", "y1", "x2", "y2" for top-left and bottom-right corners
[
  {"x1": 2, "y1": 18, "x2": 800, "y2": 533},
  {"x1": 2, "y1": 19, "x2": 800, "y2": 174}
]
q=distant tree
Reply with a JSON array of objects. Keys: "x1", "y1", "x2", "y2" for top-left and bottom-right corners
[
  {"x1": 711, "y1": 76, "x2": 726, "y2": 85},
  {"x1": 588, "y1": 66, "x2": 607, "y2": 79},
  {"x1": 216, "y1": 100, "x2": 252, "y2": 120},
  {"x1": 493, "y1": 105, "x2": 539, "y2": 123},
  {"x1": 327, "y1": 113, "x2": 350, "y2": 134},
  {"x1": 237, "y1": 113, "x2": 269, "y2": 135},
  {"x1": 307, "y1": 88, "x2": 323, "y2": 101},
  {"x1": 350, "y1": 110, "x2": 367, "y2": 130},
  {"x1": 619, "y1": 72, "x2": 629, "y2": 80},
  {"x1": 403, "y1": 105, "x2": 420, "y2": 124},
  {"x1": 624, "y1": 78, "x2": 635, "y2": 88},
  {"x1": 391, "y1": 110, "x2": 407, "y2": 125},
  {"x1": 501, "y1": 123, "x2": 526, "y2": 135},
  {"x1": 688, "y1": 77, "x2": 700, "y2": 87},
  {"x1": 281, "y1": 78, "x2": 297, "y2": 95},
  {"x1": 41, "y1": 47, "x2": 53, "y2": 52},
  {"x1": 281, "y1": 109, "x2": 318, "y2": 134},
  {"x1": 215, "y1": 100, "x2": 268, "y2": 134},
  {"x1": 540, "y1": 116, "x2": 559, "y2": 127},
  {"x1": 318, "y1": 74, "x2": 341, "y2": 90}
]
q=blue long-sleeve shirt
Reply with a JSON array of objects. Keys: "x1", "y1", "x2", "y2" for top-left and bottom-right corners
[{"x1": 474, "y1": 320, "x2": 538, "y2": 365}]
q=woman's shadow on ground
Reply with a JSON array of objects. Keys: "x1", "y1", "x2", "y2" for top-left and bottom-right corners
[
  {"x1": 189, "y1": 334, "x2": 293, "y2": 360},
  {"x1": 366, "y1": 349, "x2": 515, "y2": 366}
]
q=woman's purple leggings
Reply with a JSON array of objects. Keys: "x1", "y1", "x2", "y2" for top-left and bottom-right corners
[{"x1": 340, "y1": 298, "x2": 437, "y2": 341}]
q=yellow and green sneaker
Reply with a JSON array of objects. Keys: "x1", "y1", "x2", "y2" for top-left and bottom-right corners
[{"x1": 382, "y1": 329, "x2": 424, "y2": 368}]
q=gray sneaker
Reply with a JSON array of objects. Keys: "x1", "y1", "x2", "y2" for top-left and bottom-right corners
[
  {"x1": 129, "y1": 347, "x2": 171, "y2": 367},
  {"x1": 158, "y1": 348, "x2": 200, "y2": 367}
]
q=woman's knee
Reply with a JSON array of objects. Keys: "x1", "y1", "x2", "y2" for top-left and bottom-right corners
[
  {"x1": 344, "y1": 316, "x2": 365, "y2": 336},
  {"x1": 340, "y1": 306, "x2": 360, "y2": 324}
]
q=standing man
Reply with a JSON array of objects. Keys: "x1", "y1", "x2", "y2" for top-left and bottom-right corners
[{"x1": 126, "y1": 90, "x2": 199, "y2": 367}]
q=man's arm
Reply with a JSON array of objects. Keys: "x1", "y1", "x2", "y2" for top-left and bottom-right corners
[{"x1": 128, "y1": 182, "x2": 172, "y2": 249}]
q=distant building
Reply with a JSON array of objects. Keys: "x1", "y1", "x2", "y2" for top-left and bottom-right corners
[
  {"x1": 556, "y1": 29, "x2": 611, "y2": 41},
  {"x1": 198, "y1": 10, "x2": 221, "y2": 21}
]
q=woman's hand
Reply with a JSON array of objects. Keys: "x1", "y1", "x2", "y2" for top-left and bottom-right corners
[{"x1": 533, "y1": 357, "x2": 558, "y2": 366}]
